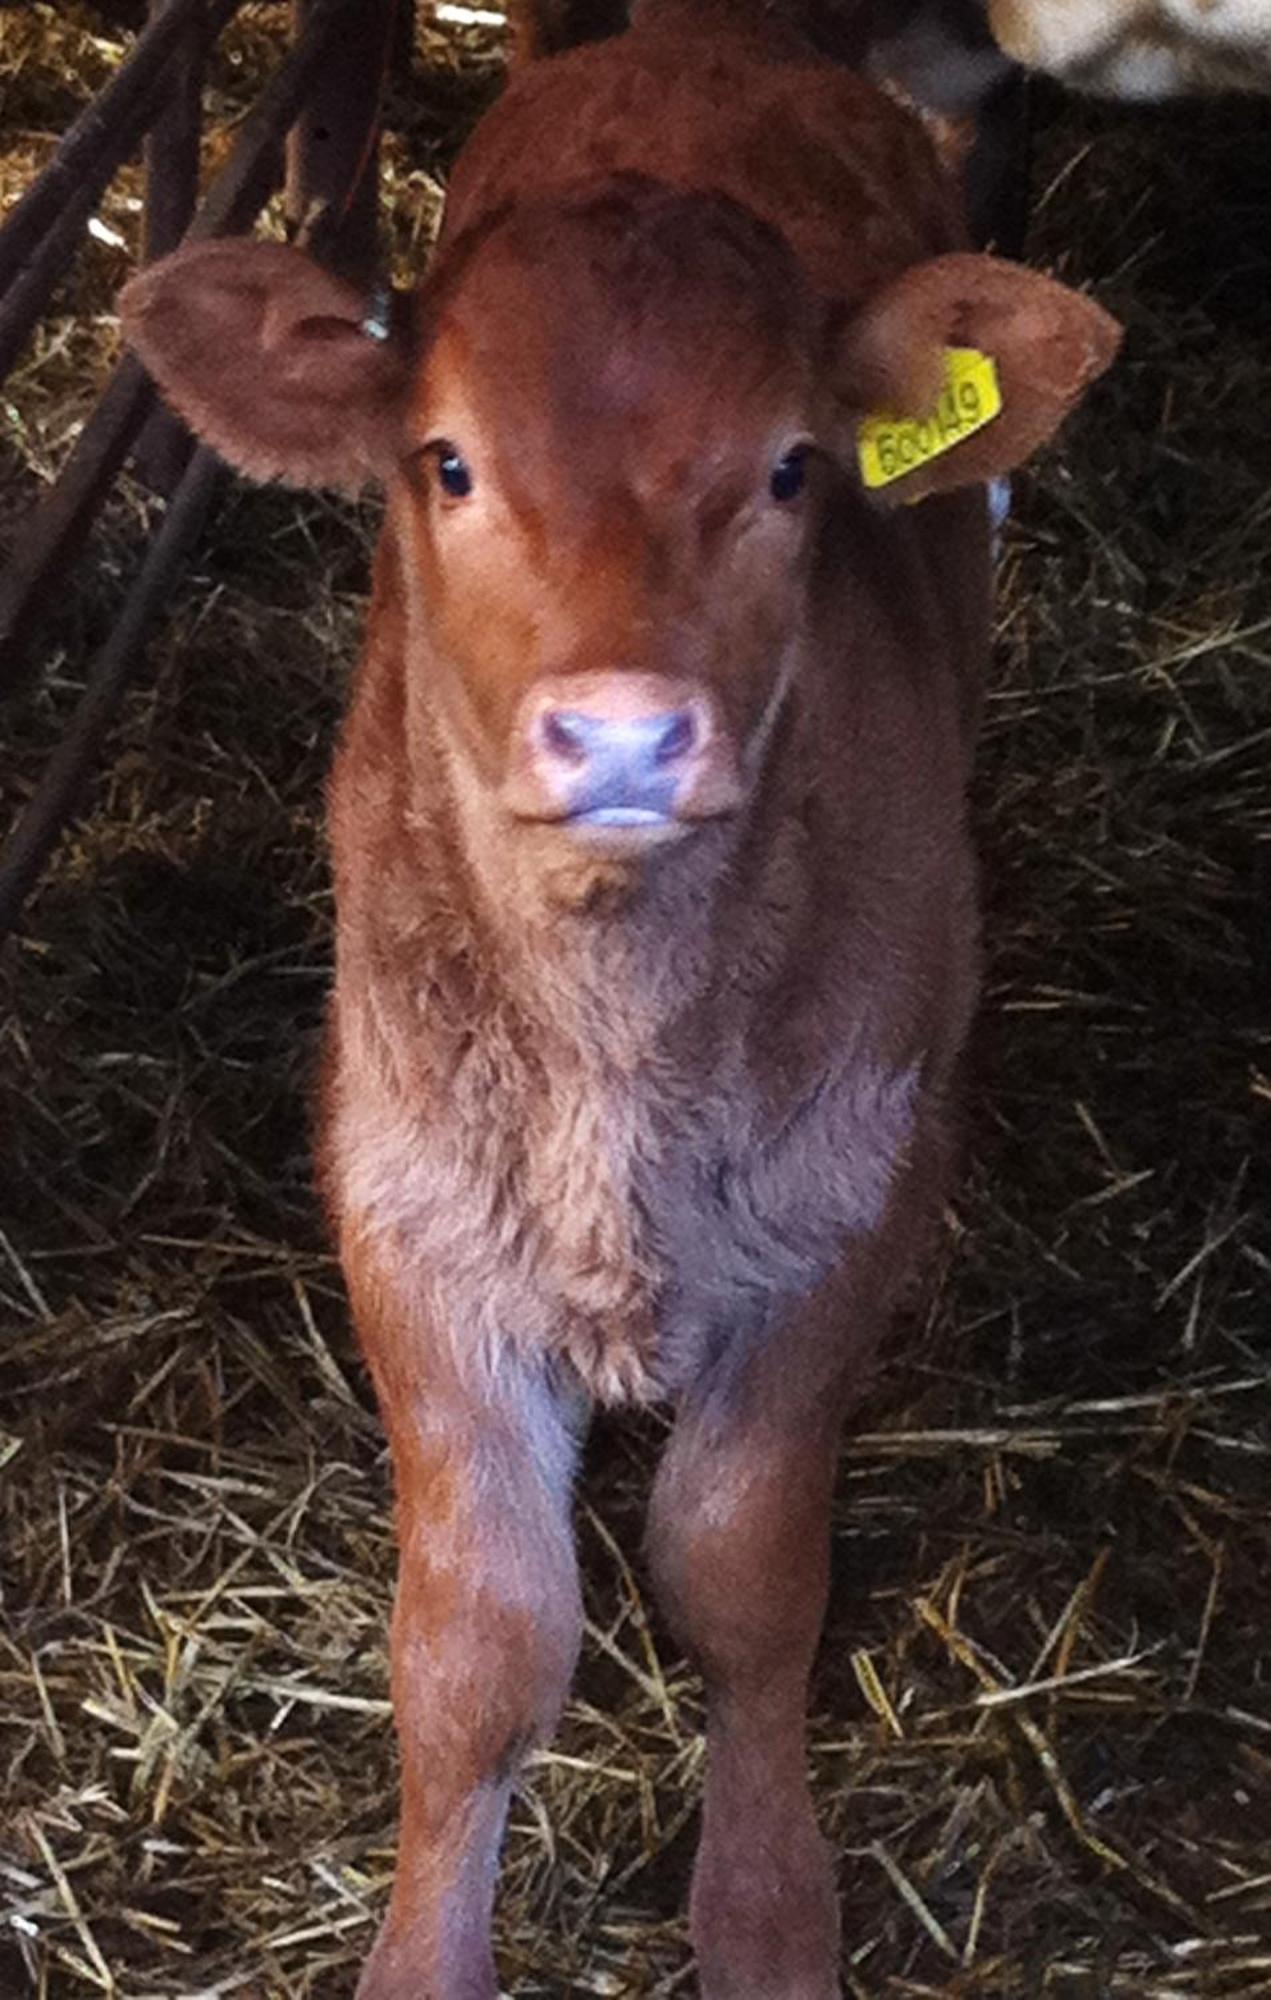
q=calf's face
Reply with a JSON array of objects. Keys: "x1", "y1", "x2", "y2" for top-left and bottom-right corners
[{"x1": 394, "y1": 194, "x2": 820, "y2": 853}]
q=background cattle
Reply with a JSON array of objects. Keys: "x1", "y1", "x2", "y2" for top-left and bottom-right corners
[{"x1": 988, "y1": 0, "x2": 1271, "y2": 97}]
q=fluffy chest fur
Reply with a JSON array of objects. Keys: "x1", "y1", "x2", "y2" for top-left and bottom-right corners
[{"x1": 329, "y1": 843, "x2": 934, "y2": 1410}]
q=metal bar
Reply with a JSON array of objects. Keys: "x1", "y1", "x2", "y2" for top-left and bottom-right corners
[
  {"x1": 0, "y1": 0, "x2": 219, "y2": 286},
  {"x1": 285, "y1": 0, "x2": 398, "y2": 286},
  {"x1": 0, "y1": 0, "x2": 366, "y2": 698},
  {"x1": 0, "y1": 450, "x2": 221, "y2": 942},
  {"x1": 133, "y1": 0, "x2": 208, "y2": 493},
  {"x1": 391, "y1": 0, "x2": 416, "y2": 86},
  {"x1": 0, "y1": 359, "x2": 157, "y2": 696},
  {"x1": 0, "y1": 0, "x2": 243, "y2": 385},
  {"x1": 144, "y1": 1, "x2": 207, "y2": 265},
  {"x1": 188, "y1": 0, "x2": 368, "y2": 243}
]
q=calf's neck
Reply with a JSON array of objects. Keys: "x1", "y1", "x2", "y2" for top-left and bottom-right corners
[{"x1": 122, "y1": 5, "x2": 1119, "y2": 1993}]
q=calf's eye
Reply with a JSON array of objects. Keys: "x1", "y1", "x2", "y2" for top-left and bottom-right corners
[
  {"x1": 433, "y1": 442, "x2": 473, "y2": 500},
  {"x1": 769, "y1": 445, "x2": 809, "y2": 504}
]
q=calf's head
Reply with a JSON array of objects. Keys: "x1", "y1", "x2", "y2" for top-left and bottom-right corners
[
  {"x1": 394, "y1": 187, "x2": 821, "y2": 849},
  {"x1": 122, "y1": 177, "x2": 1118, "y2": 891}
]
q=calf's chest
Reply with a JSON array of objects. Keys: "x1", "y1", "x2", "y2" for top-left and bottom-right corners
[{"x1": 343, "y1": 1007, "x2": 922, "y2": 1409}]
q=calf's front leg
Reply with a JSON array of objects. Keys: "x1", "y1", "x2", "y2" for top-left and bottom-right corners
[
  {"x1": 648, "y1": 1323, "x2": 856, "y2": 2000},
  {"x1": 348, "y1": 1244, "x2": 583, "y2": 2000}
]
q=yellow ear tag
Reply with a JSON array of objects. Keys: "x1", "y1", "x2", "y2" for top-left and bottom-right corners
[{"x1": 858, "y1": 347, "x2": 1002, "y2": 493}]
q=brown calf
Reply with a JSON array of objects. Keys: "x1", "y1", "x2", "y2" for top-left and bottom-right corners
[{"x1": 122, "y1": 3, "x2": 1119, "y2": 1992}]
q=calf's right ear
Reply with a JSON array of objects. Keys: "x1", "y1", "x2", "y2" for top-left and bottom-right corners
[{"x1": 119, "y1": 240, "x2": 410, "y2": 491}]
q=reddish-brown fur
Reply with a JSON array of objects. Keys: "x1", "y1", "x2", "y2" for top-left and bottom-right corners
[{"x1": 121, "y1": 4, "x2": 1119, "y2": 1992}]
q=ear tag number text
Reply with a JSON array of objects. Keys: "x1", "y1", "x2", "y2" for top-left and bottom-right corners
[{"x1": 858, "y1": 347, "x2": 1002, "y2": 492}]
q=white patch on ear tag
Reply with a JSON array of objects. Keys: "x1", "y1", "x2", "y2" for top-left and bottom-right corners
[{"x1": 858, "y1": 347, "x2": 1002, "y2": 493}]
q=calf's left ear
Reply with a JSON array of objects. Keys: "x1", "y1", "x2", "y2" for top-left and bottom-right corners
[
  {"x1": 120, "y1": 239, "x2": 410, "y2": 491},
  {"x1": 836, "y1": 252, "x2": 1122, "y2": 503}
]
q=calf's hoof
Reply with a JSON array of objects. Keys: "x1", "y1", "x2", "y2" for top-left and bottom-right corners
[{"x1": 355, "y1": 1923, "x2": 499, "y2": 2000}]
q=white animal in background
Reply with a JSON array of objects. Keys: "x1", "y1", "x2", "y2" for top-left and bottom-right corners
[{"x1": 987, "y1": 0, "x2": 1271, "y2": 97}]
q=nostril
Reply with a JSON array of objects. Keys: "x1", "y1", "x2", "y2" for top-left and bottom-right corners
[
  {"x1": 541, "y1": 712, "x2": 590, "y2": 765},
  {"x1": 654, "y1": 710, "x2": 696, "y2": 765}
]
